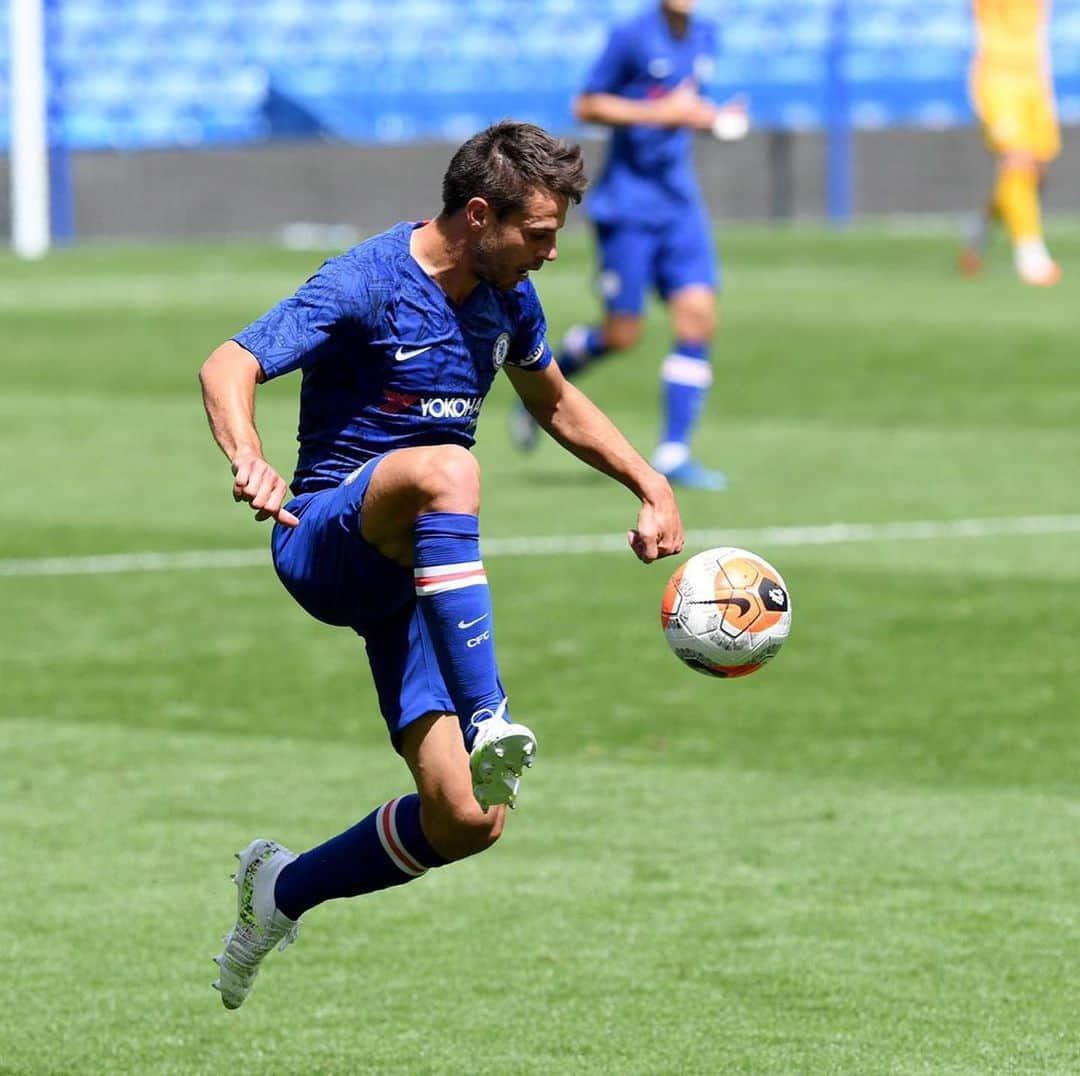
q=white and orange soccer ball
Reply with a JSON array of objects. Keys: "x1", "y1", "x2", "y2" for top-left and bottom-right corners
[{"x1": 661, "y1": 547, "x2": 791, "y2": 678}]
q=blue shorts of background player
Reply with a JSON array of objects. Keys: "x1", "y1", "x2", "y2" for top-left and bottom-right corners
[{"x1": 594, "y1": 208, "x2": 719, "y2": 317}]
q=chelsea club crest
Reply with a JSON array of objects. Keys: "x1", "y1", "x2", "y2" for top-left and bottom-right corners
[{"x1": 492, "y1": 332, "x2": 510, "y2": 370}]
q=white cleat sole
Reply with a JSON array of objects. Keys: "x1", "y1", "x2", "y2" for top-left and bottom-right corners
[{"x1": 470, "y1": 724, "x2": 537, "y2": 811}]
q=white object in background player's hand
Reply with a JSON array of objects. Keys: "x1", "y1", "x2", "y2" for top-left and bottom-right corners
[{"x1": 711, "y1": 94, "x2": 750, "y2": 142}]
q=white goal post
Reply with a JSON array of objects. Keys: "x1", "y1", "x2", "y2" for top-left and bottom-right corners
[{"x1": 9, "y1": 0, "x2": 50, "y2": 259}]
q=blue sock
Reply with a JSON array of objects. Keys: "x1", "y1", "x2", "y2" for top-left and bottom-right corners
[
  {"x1": 413, "y1": 512, "x2": 506, "y2": 748},
  {"x1": 273, "y1": 794, "x2": 446, "y2": 920},
  {"x1": 659, "y1": 341, "x2": 712, "y2": 452},
  {"x1": 557, "y1": 324, "x2": 608, "y2": 378}
]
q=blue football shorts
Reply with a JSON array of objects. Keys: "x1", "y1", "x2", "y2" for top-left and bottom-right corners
[
  {"x1": 270, "y1": 455, "x2": 454, "y2": 749},
  {"x1": 594, "y1": 206, "x2": 719, "y2": 316}
]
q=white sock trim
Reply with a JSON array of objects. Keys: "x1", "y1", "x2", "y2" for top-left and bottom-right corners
[
  {"x1": 413, "y1": 561, "x2": 487, "y2": 596},
  {"x1": 652, "y1": 442, "x2": 691, "y2": 473},
  {"x1": 661, "y1": 354, "x2": 713, "y2": 388},
  {"x1": 1016, "y1": 238, "x2": 1052, "y2": 271},
  {"x1": 562, "y1": 324, "x2": 591, "y2": 361},
  {"x1": 376, "y1": 798, "x2": 427, "y2": 877}
]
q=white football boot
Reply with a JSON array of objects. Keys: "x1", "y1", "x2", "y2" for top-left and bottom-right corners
[
  {"x1": 1015, "y1": 239, "x2": 1061, "y2": 287},
  {"x1": 213, "y1": 839, "x2": 300, "y2": 1010},
  {"x1": 469, "y1": 705, "x2": 537, "y2": 812}
]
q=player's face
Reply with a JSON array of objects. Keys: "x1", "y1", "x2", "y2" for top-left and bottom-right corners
[
  {"x1": 473, "y1": 187, "x2": 567, "y2": 291},
  {"x1": 662, "y1": 0, "x2": 696, "y2": 14}
]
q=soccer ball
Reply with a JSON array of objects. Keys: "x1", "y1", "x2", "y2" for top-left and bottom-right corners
[{"x1": 660, "y1": 547, "x2": 791, "y2": 678}]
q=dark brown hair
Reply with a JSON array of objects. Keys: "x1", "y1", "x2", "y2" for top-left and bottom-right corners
[{"x1": 441, "y1": 120, "x2": 587, "y2": 218}]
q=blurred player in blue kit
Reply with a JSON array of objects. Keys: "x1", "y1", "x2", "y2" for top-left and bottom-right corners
[
  {"x1": 510, "y1": 0, "x2": 748, "y2": 492},
  {"x1": 199, "y1": 121, "x2": 685, "y2": 1009}
]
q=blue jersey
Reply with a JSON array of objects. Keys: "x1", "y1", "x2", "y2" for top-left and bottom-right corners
[
  {"x1": 234, "y1": 221, "x2": 552, "y2": 494},
  {"x1": 583, "y1": 7, "x2": 718, "y2": 227}
]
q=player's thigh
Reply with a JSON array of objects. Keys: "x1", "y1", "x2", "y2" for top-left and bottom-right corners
[
  {"x1": 1026, "y1": 85, "x2": 1061, "y2": 162},
  {"x1": 974, "y1": 73, "x2": 1048, "y2": 159},
  {"x1": 400, "y1": 712, "x2": 505, "y2": 854},
  {"x1": 655, "y1": 206, "x2": 719, "y2": 306},
  {"x1": 594, "y1": 222, "x2": 657, "y2": 317},
  {"x1": 360, "y1": 444, "x2": 481, "y2": 562},
  {"x1": 271, "y1": 468, "x2": 412, "y2": 628}
]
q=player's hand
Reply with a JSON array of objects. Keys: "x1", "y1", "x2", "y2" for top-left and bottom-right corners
[
  {"x1": 652, "y1": 79, "x2": 717, "y2": 130},
  {"x1": 231, "y1": 453, "x2": 300, "y2": 527},
  {"x1": 627, "y1": 478, "x2": 685, "y2": 564}
]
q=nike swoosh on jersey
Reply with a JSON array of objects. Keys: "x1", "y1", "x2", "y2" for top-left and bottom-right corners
[
  {"x1": 457, "y1": 614, "x2": 489, "y2": 630},
  {"x1": 395, "y1": 345, "x2": 433, "y2": 361}
]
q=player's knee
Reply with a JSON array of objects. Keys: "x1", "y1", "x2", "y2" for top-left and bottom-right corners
[
  {"x1": 427, "y1": 798, "x2": 504, "y2": 860},
  {"x1": 692, "y1": 310, "x2": 717, "y2": 342},
  {"x1": 416, "y1": 445, "x2": 480, "y2": 515},
  {"x1": 673, "y1": 303, "x2": 717, "y2": 343},
  {"x1": 1000, "y1": 150, "x2": 1037, "y2": 173}
]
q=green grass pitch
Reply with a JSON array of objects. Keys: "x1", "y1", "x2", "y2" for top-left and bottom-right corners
[{"x1": 2, "y1": 222, "x2": 1079, "y2": 1074}]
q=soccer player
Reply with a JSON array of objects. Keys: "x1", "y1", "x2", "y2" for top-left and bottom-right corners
[
  {"x1": 199, "y1": 120, "x2": 685, "y2": 1009},
  {"x1": 510, "y1": 0, "x2": 748, "y2": 492},
  {"x1": 959, "y1": 0, "x2": 1061, "y2": 286}
]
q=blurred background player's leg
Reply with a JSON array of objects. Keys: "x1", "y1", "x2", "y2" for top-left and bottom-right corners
[
  {"x1": 507, "y1": 320, "x2": 621, "y2": 452},
  {"x1": 509, "y1": 222, "x2": 647, "y2": 452},
  {"x1": 559, "y1": 311, "x2": 642, "y2": 376},
  {"x1": 958, "y1": 192, "x2": 998, "y2": 276},
  {"x1": 1014, "y1": 77, "x2": 1061, "y2": 286},
  {"x1": 650, "y1": 212, "x2": 725, "y2": 492},
  {"x1": 997, "y1": 154, "x2": 1059, "y2": 286},
  {"x1": 965, "y1": 74, "x2": 1061, "y2": 286},
  {"x1": 512, "y1": 218, "x2": 725, "y2": 492},
  {"x1": 652, "y1": 285, "x2": 725, "y2": 492}
]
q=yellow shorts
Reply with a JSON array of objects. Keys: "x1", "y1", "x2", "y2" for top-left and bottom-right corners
[{"x1": 971, "y1": 69, "x2": 1061, "y2": 161}]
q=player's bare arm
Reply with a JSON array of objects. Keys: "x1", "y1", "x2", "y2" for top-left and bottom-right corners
[
  {"x1": 506, "y1": 362, "x2": 684, "y2": 563},
  {"x1": 199, "y1": 340, "x2": 299, "y2": 527},
  {"x1": 575, "y1": 81, "x2": 717, "y2": 131}
]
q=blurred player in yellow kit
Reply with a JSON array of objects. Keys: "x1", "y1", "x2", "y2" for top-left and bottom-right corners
[{"x1": 959, "y1": 0, "x2": 1061, "y2": 285}]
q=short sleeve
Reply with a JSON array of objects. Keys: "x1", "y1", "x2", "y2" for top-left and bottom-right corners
[
  {"x1": 582, "y1": 25, "x2": 634, "y2": 96},
  {"x1": 506, "y1": 281, "x2": 552, "y2": 372},
  {"x1": 233, "y1": 254, "x2": 373, "y2": 380}
]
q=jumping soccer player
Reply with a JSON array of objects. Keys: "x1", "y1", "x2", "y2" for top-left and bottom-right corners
[
  {"x1": 959, "y1": 0, "x2": 1061, "y2": 286},
  {"x1": 200, "y1": 120, "x2": 685, "y2": 1009},
  {"x1": 510, "y1": 0, "x2": 747, "y2": 492}
]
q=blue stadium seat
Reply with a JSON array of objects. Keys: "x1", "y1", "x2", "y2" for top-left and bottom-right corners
[{"x1": 6, "y1": 0, "x2": 1077, "y2": 152}]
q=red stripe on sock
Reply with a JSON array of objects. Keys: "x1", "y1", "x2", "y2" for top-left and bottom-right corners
[{"x1": 414, "y1": 568, "x2": 486, "y2": 588}]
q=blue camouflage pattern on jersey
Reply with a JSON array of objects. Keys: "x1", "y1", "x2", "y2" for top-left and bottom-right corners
[{"x1": 234, "y1": 220, "x2": 552, "y2": 494}]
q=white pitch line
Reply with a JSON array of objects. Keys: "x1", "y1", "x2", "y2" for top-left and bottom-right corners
[{"x1": 1, "y1": 514, "x2": 1079, "y2": 579}]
